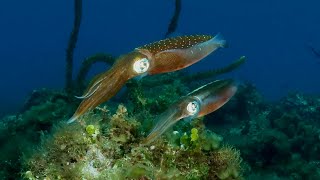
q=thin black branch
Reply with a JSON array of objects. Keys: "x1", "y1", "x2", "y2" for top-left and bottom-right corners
[
  {"x1": 65, "y1": 0, "x2": 82, "y2": 93},
  {"x1": 165, "y1": 0, "x2": 182, "y2": 37}
]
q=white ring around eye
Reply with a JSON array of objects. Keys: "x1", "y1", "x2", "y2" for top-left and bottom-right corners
[
  {"x1": 186, "y1": 101, "x2": 199, "y2": 116},
  {"x1": 133, "y1": 58, "x2": 150, "y2": 74}
]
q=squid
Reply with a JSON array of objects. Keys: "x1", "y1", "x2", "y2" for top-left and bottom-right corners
[
  {"x1": 143, "y1": 79, "x2": 237, "y2": 144},
  {"x1": 68, "y1": 34, "x2": 226, "y2": 123}
]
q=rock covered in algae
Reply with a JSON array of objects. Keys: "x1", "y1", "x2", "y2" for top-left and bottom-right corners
[{"x1": 23, "y1": 104, "x2": 244, "y2": 179}]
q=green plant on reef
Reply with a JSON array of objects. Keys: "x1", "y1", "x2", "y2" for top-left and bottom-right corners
[
  {"x1": 179, "y1": 128, "x2": 200, "y2": 149},
  {"x1": 178, "y1": 126, "x2": 223, "y2": 152},
  {"x1": 85, "y1": 124, "x2": 96, "y2": 135},
  {"x1": 85, "y1": 124, "x2": 100, "y2": 143},
  {"x1": 22, "y1": 104, "x2": 244, "y2": 180},
  {"x1": 191, "y1": 128, "x2": 199, "y2": 141}
]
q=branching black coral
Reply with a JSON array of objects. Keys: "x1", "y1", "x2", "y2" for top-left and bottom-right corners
[
  {"x1": 182, "y1": 56, "x2": 246, "y2": 82},
  {"x1": 165, "y1": 0, "x2": 182, "y2": 37},
  {"x1": 307, "y1": 43, "x2": 320, "y2": 60},
  {"x1": 65, "y1": 0, "x2": 83, "y2": 94},
  {"x1": 65, "y1": 1, "x2": 115, "y2": 96}
]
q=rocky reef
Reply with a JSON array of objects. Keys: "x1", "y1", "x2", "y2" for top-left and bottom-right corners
[
  {"x1": 23, "y1": 104, "x2": 243, "y2": 179},
  {"x1": 207, "y1": 84, "x2": 320, "y2": 179},
  {"x1": 0, "y1": 73, "x2": 320, "y2": 179}
]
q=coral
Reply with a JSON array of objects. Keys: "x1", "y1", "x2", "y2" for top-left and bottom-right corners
[
  {"x1": 64, "y1": 0, "x2": 114, "y2": 95},
  {"x1": 307, "y1": 43, "x2": 320, "y2": 59},
  {"x1": 65, "y1": 0, "x2": 82, "y2": 93},
  {"x1": 165, "y1": 0, "x2": 182, "y2": 37}
]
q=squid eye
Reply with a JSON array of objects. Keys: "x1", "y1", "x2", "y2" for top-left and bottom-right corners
[
  {"x1": 133, "y1": 58, "x2": 150, "y2": 74},
  {"x1": 186, "y1": 101, "x2": 199, "y2": 116}
]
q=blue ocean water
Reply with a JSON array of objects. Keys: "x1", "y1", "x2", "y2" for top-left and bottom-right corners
[{"x1": 0, "y1": 0, "x2": 319, "y2": 116}]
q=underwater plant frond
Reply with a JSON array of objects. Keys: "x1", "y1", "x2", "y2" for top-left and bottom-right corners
[{"x1": 65, "y1": 0, "x2": 83, "y2": 94}]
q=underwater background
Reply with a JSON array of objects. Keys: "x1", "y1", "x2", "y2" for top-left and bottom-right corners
[
  {"x1": 0, "y1": 0, "x2": 320, "y2": 179},
  {"x1": 1, "y1": 0, "x2": 320, "y2": 116}
]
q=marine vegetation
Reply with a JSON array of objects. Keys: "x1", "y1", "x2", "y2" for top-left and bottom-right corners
[
  {"x1": 205, "y1": 84, "x2": 320, "y2": 179},
  {"x1": 0, "y1": 53, "x2": 246, "y2": 179},
  {"x1": 22, "y1": 104, "x2": 244, "y2": 180},
  {"x1": 2, "y1": 71, "x2": 320, "y2": 179},
  {"x1": 68, "y1": 34, "x2": 227, "y2": 123},
  {"x1": 2, "y1": 1, "x2": 318, "y2": 178}
]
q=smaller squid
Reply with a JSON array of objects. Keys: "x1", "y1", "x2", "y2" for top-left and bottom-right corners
[
  {"x1": 68, "y1": 33, "x2": 226, "y2": 123},
  {"x1": 143, "y1": 79, "x2": 237, "y2": 144}
]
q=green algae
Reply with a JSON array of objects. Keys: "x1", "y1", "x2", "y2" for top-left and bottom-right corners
[{"x1": 22, "y1": 104, "x2": 244, "y2": 179}]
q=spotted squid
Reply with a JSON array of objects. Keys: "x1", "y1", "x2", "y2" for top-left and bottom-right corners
[
  {"x1": 143, "y1": 79, "x2": 237, "y2": 144},
  {"x1": 68, "y1": 34, "x2": 226, "y2": 123}
]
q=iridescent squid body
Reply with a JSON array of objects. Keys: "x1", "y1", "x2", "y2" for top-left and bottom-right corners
[
  {"x1": 143, "y1": 79, "x2": 237, "y2": 144},
  {"x1": 68, "y1": 34, "x2": 226, "y2": 123}
]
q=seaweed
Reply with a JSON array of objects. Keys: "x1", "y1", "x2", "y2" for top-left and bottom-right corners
[{"x1": 22, "y1": 105, "x2": 244, "y2": 180}]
